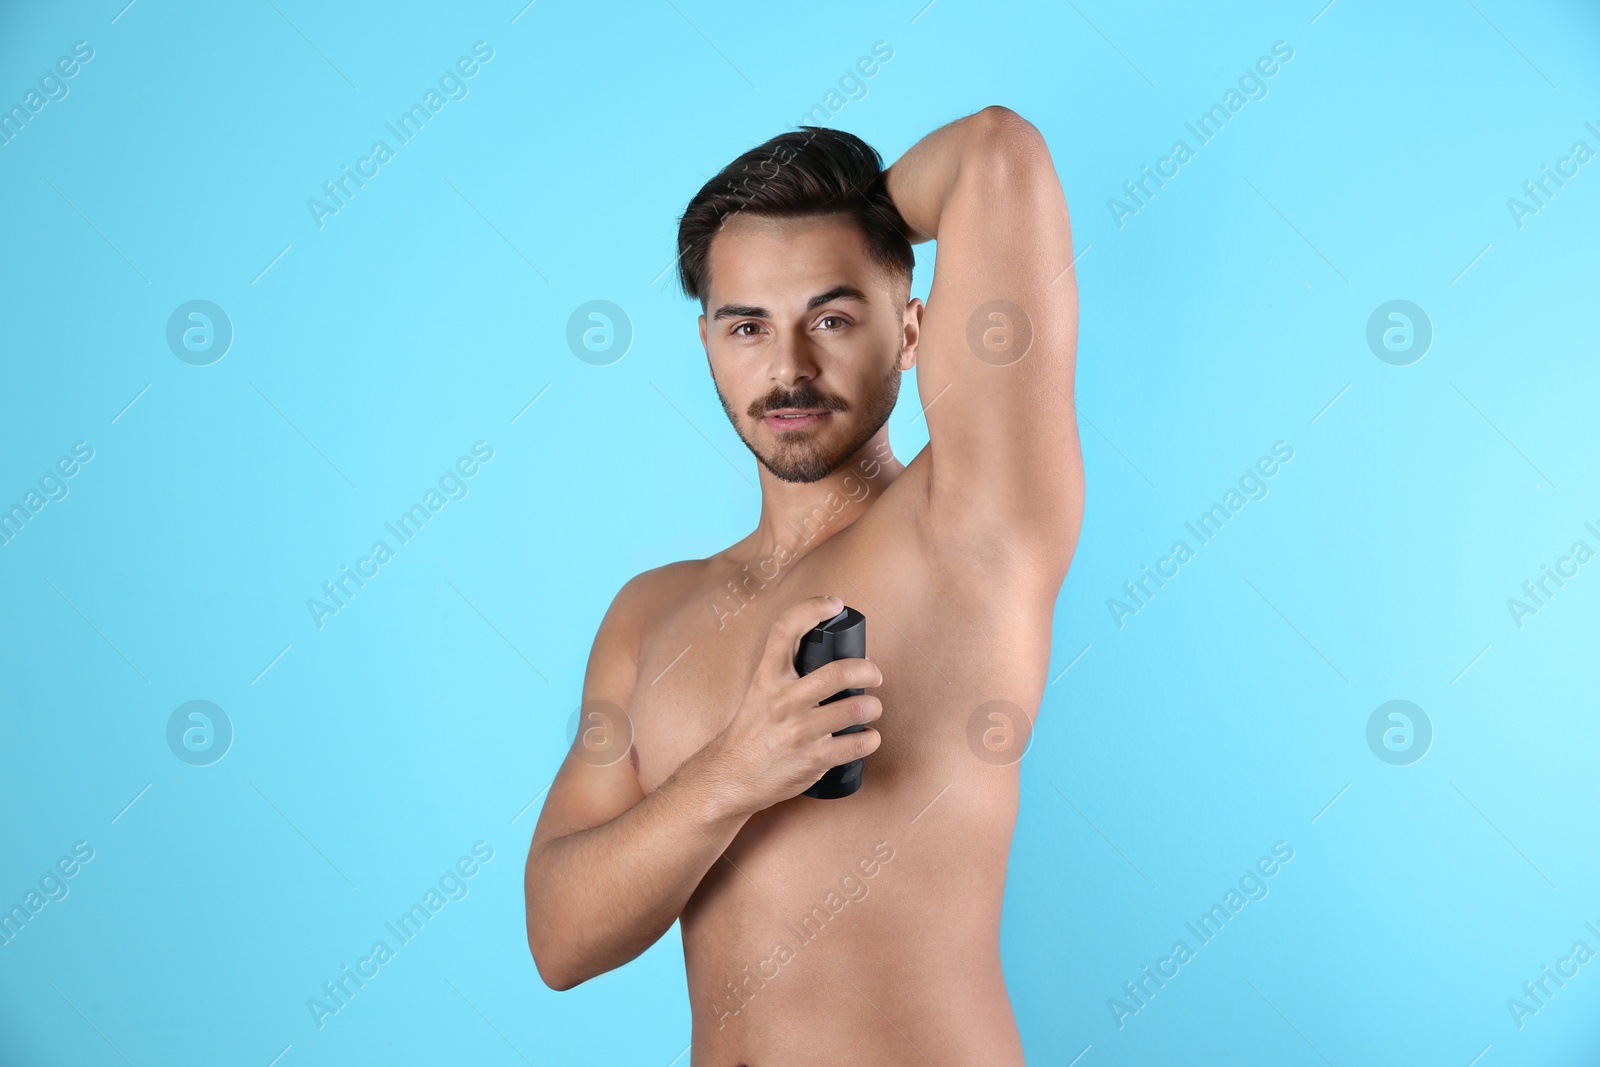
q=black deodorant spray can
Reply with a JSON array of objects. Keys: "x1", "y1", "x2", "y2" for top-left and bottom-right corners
[{"x1": 796, "y1": 606, "x2": 868, "y2": 800}]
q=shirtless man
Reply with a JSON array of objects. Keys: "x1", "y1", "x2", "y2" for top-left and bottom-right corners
[{"x1": 524, "y1": 106, "x2": 1081, "y2": 1065}]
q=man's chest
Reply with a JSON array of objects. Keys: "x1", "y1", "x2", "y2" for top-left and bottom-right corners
[
  {"x1": 626, "y1": 568, "x2": 921, "y2": 796},
  {"x1": 624, "y1": 542, "x2": 1050, "y2": 798}
]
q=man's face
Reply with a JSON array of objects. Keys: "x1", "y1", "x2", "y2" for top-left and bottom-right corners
[{"x1": 698, "y1": 213, "x2": 916, "y2": 484}]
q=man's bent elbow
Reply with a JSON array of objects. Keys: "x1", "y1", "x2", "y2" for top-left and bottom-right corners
[
  {"x1": 527, "y1": 922, "x2": 582, "y2": 992},
  {"x1": 525, "y1": 883, "x2": 581, "y2": 991},
  {"x1": 970, "y1": 106, "x2": 1054, "y2": 189},
  {"x1": 975, "y1": 105, "x2": 1036, "y2": 137},
  {"x1": 975, "y1": 106, "x2": 1044, "y2": 153},
  {"x1": 535, "y1": 957, "x2": 581, "y2": 993}
]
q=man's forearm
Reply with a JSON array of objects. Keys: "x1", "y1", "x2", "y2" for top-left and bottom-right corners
[
  {"x1": 884, "y1": 106, "x2": 1029, "y2": 245},
  {"x1": 525, "y1": 743, "x2": 752, "y2": 990}
]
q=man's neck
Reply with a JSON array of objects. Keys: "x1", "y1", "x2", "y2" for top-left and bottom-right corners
[{"x1": 736, "y1": 427, "x2": 904, "y2": 568}]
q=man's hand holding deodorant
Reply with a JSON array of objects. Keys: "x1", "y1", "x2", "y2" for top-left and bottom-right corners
[{"x1": 704, "y1": 595, "x2": 881, "y2": 813}]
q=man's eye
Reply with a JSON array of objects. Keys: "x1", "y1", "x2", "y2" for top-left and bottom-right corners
[
  {"x1": 733, "y1": 322, "x2": 762, "y2": 337},
  {"x1": 818, "y1": 315, "x2": 847, "y2": 330}
]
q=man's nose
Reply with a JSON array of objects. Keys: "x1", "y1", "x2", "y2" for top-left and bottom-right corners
[{"x1": 768, "y1": 329, "x2": 820, "y2": 386}]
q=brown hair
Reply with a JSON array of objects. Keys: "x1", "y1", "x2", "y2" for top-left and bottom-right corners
[{"x1": 675, "y1": 127, "x2": 915, "y2": 306}]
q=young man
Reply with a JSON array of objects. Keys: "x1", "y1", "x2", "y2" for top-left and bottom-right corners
[{"x1": 525, "y1": 106, "x2": 1081, "y2": 1065}]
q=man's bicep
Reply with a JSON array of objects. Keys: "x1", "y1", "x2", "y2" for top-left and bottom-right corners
[
  {"x1": 529, "y1": 744, "x2": 646, "y2": 859},
  {"x1": 916, "y1": 112, "x2": 1083, "y2": 566},
  {"x1": 529, "y1": 581, "x2": 647, "y2": 855}
]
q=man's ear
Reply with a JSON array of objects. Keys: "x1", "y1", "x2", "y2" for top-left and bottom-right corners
[
  {"x1": 900, "y1": 297, "x2": 924, "y2": 371},
  {"x1": 698, "y1": 313, "x2": 708, "y2": 354}
]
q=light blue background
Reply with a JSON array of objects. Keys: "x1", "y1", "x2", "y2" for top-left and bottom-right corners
[{"x1": 2, "y1": 0, "x2": 1597, "y2": 1064}]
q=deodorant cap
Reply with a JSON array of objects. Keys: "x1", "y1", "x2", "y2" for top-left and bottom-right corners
[{"x1": 795, "y1": 606, "x2": 866, "y2": 676}]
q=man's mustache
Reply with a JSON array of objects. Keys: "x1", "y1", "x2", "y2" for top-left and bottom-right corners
[{"x1": 749, "y1": 386, "x2": 849, "y2": 418}]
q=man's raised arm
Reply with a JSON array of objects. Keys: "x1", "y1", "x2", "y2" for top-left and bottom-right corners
[{"x1": 885, "y1": 106, "x2": 1082, "y2": 576}]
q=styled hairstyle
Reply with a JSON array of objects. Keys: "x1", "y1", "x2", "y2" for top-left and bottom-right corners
[{"x1": 675, "y1": 126, "x2": 915, "y2": 306}]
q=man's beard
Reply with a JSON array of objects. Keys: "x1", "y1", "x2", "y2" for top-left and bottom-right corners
[{"x1": 714, "y1": 346, "x2": 903, "y2": 484}]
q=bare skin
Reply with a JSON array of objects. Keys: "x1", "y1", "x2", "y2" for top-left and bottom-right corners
[{"x1": 524, "y1": 106, "x2": 1081, "y2": 1066}]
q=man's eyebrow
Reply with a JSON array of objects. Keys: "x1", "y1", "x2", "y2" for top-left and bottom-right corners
[
  {"x1": 807, "y1": 284, "x2": 868, "y2": 311},
  {"x1": 710, "y1": 285, "x2": 869, "y2": 322}
]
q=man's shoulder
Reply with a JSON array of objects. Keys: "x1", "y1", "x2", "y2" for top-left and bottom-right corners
[
  {"x1": 587, "y1": 558, "x2": 711, "y2": 683},
  {"x1": 604, "y1": 557, "x2": 713, "y2": 631}
]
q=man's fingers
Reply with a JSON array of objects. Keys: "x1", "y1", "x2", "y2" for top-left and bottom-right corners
[
  {"x1": 764, "y1": 595, "x2": 847, "y2": 674},
  {"x1": 821, "y1": 726, "x2": 881, "y2": 765},
  {"x1": 818, "y1": 694, "x2": 881, "y2": 736},
  {"x1": 794, "y1": 657, "x2": 881, "y2": 706}
]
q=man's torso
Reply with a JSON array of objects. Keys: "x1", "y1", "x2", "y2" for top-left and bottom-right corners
[{"x1": 624, "y1": 455, "x2": 1060, "y2": 1066}]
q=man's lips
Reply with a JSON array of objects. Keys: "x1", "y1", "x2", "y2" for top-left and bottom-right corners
[{"x1": 763, "y1": 409, "x2": 831, "y2": 431}]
